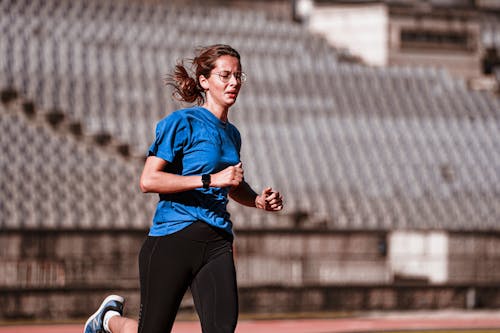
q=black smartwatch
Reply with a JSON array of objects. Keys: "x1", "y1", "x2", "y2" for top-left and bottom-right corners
[{"x1": 201, "y1": 174, "x2": 211, "y2": 189}]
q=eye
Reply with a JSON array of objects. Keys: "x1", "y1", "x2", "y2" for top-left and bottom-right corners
[{"x1": 219, "y1": 71, "x2": 231, "y2": 79}]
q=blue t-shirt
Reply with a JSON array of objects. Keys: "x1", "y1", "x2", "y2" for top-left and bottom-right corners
[{"x1": 147, "y1": 106, "x2": 241, "y2": 236}]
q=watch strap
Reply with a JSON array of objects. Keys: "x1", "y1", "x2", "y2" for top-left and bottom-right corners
[{"x1": 201, "y1": 174, "x2": 211, "y2": 189}]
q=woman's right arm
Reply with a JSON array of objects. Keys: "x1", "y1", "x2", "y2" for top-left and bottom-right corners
[
  {"x1": 139, "y1": 156, "x2": 243, "y2": 194},
  {"x1": 140, "y1": 156, "x2": 203, "y2": 194}
]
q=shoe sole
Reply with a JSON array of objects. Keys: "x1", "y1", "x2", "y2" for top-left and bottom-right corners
[{"x1": 83, "y1": 295, "x2": 124, "y2": 333}]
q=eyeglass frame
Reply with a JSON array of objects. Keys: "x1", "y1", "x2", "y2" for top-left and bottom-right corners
[{"x1": 212, "y1": 70, "x2": 247, "y2": 83}]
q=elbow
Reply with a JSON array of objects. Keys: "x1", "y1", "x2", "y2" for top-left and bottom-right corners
[{"x1": 139, "y1": 175, "x2": 153, "y2": 193}]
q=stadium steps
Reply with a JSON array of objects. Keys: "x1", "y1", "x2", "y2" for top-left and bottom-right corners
[
  {"x1": 0, "y1": 88, "x2": 137, "y2": 159},
  {"x1": 0, "y1": 90, "x2": 155, "y2": 230}
]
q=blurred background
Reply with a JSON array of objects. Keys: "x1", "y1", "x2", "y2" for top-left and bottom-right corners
[{"x1": 0, "y1": 0, "x2": 499, "y2": 321}]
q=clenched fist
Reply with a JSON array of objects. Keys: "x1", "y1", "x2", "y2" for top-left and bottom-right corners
[
  {"x1": 255, "y1": 187, "x2": 284, "y2": 211},
  {"x1": 211, "y1": 162, "x2": 244, "y2": 188}
]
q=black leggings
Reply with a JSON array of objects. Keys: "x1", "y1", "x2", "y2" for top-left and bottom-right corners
[{"x1": 138, "y1": 222, "x2": 238, "y2": 333}]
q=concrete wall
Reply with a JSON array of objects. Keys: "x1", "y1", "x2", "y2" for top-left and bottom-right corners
[
  {"x1": 306, "y1": 2, "x2": 483, "y2": 81},
  {"x1": 235, "y1": 231, "x2": 388, "y2": 286},
  {"x1": 0, "y1": 230, "x2": 145, "y2": 319},
  {"x1": 388, "y1": 231, "x2": 448, "y2": 283},
  {"x1": 239, "y1": 284, "x2": 500, "y2": 313},
  {"x1": 388, "y1": 10, "x2": 482, "y2": 80},
  {"x1": 307, "y1": 3, "x2": 389, "y2": 66},
  {"x1": 448, "y1": 232, "x2": 500, "y2": 283},
  {"x1": 1, "y1": 229, "x2": 500, "y2": 319}
]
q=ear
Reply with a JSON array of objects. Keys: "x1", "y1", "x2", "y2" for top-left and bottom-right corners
[{"x1": 199, "y1": 75, "x2": 209, "y2": 90}]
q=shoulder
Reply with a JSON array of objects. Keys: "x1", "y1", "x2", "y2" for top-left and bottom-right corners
[
  {"x1": 159, "y1": 108, "x2": 188, "y2": 123},
  {"x1": 226, "y1": 122, "x2": 241, "y2": 137},
  {"x1": 156, "y1": 108, "x2": 194, "y2": 128}
]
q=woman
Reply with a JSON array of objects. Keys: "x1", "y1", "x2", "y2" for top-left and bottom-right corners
[{"x1": 84, "y1": 44, "x2": 283, "y2": 333}]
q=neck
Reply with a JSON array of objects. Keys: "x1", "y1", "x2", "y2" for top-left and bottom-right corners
[{"x1": 202, "y1": 102, "x2": 229, "y2": 123}]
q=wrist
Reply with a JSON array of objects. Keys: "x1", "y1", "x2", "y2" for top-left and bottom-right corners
[
  {"x1": 201, "y1": 174, "x2": 211, "y2": 189},
  {"x1": 255, "y1": 194, "x2": 263, "y2": 209}
]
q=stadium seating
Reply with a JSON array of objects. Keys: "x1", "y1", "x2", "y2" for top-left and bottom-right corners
[
  {"x1": 1, "y1": 0, "x2": 499, "y2": 231},
  {"x1": 0, "y1": 103, "x2": 156, "y2": 229}
]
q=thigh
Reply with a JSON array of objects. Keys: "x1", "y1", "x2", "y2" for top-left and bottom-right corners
[
  {"x1": 190, "y1": 250, "x2": 238, "y2": 333},
  {"x1": 138, "y1": 235, "x2": 201, "y2": 333}
]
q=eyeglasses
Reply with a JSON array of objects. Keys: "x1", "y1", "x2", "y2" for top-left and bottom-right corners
[{"x1": 213, "y1": 71, "x2": 247, "y2": 83}]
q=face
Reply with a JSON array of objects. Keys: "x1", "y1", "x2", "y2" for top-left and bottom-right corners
[{"x1": 200, "y1": 55, "x2": 242, "y2": 110}]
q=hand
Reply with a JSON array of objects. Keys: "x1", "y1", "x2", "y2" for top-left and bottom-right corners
[
  {"x1": 211, "y1": 162, "x2": 244, "y2": 188},
  {"x1": 255, "y1": 187, "x2": 284, "y2": 211}
]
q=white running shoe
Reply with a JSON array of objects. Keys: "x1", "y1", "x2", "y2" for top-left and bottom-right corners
[{"x1": 83, "y1": 295, "x2": 124, "y2": 333}]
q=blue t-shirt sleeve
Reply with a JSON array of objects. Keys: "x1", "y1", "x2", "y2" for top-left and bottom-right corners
[{"x1": 148, "y1": 112, "x2": 188, "y2": 162}]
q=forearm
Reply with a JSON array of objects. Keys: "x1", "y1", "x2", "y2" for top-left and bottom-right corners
[
  {"x1": 229, "y1": 181, "x2": 258, "y2": 208},
  {"x1": 140, "y1": 156, "x2": 245, "y2": 194},
  {"x1": 140, "y1": 171, "x2": 202, "y2": 194}
]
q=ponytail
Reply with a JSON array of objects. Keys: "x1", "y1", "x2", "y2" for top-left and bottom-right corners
[{"x1": 166, "y1": 61, "x2": 204, "y2": 105}]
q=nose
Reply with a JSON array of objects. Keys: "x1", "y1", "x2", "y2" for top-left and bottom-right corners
[{"x1": 228, "y1": 73, "x2": 240, "y2": 86}]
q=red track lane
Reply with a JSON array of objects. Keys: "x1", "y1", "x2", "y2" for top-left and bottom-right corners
[{"x1": 1, "y1": 315, "x2": 500, "y2": 333}]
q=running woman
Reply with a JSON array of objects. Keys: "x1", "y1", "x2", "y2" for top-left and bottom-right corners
[{"x1": 84, "y1": 44, "x2": 284, "y2": 333}]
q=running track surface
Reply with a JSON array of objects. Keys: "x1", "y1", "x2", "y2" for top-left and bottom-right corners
[{"x1": 2, "y1": 311, "x2": 500, "y2": 333}]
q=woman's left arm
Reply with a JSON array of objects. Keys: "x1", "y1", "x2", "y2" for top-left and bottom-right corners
[{"x1": 229, "y1": 181, "x2": 284, "y2": 211}]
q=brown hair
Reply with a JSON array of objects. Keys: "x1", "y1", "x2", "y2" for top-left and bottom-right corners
[{"x1": 166, "y1": 44, "x2": 241, "y2": 105}]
